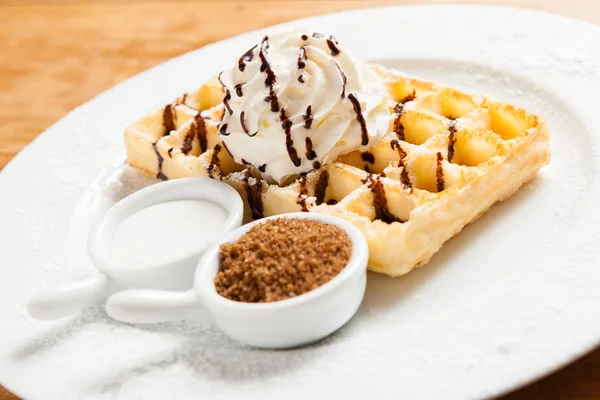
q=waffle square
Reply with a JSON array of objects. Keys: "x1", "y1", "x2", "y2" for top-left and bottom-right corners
[{"x1": 125, "y1": 66, "x2": 551, "y2": 277}]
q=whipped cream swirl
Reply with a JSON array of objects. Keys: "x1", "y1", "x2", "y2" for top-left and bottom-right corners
[{"x1": 218, "y1": 31, "x2": 390, "y2": 184}]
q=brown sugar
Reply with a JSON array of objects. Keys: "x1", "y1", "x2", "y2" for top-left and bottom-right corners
[{"x1": 214, "y1": 217, "x2": 352, "y2": 303}]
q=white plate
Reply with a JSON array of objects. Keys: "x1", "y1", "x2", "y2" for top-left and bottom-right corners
[{"x1": 1, "y1": 5, "x2": 599, "y2": 400}]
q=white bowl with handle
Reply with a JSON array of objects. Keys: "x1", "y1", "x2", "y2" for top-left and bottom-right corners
[
  {"x1": 27, "y1": 178, "x2": 243, "y2": 320},
  {"x1": 105, "y1": 213, "x2": 369, "y2": 349}
]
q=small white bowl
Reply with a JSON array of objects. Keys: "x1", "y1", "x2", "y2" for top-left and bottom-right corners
[
  {"x1": 28, "y1": 178, "x2": 243, "y2": 320},
  {"x1": 106, "y1": 213, "x2": 369, "y2": 349}
]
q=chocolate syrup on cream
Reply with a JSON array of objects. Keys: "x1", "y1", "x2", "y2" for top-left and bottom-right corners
[
  {"x1": 280, "y1": 108, "x2": 301, "y2": 167},
  {"x1": 348, "y1": 93, "x2": 369, "y2": 146},
  {"x1": 238, "y1": 45, "x2": 257, "y2": 72},
  {"x1": 223, "y1": 90, "x2": 233, "y2": 115},
  {"x1": 326, "y1": 39, "x2": 341, "y2": 56},
  {"x1": 259, "y1": 36, "x2": 280, "y2": 113},
  {"x1": 217, "y1": 31, "x2": 389, "y2": 184},
  {"x1": 234, "y1": 83, "x2": 244, "y2": 97},
  {"x1": 305, "y1": 137, "x2": 317, "y2": 160},
  {"x1": 297, "y1": 47, "x2": 307, "y2": 69},
  {"x1": 332, "y1": 60, "x2": 347, "y2": 98},
  {"x1": 240, "y1": 111, "x2": 258, "y2": 137},
  {"x1": 303, "y1": 105, "x2": 314, "y2": 129},
  {"x1": 219, "y1": 123, "x2": 230, "y2": 136}
]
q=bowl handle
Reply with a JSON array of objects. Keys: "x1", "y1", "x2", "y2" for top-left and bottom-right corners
[
  {"x1": 28, "y1": 273, "x2": 115, "y2": 320},
  {"x1": 105, "y1": 289, "x2": 204, "y2": 324}
]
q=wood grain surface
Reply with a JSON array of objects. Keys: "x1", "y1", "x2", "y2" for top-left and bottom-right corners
[{"x1": 0, "y1": 1, "x2": 598, "y2": 399}]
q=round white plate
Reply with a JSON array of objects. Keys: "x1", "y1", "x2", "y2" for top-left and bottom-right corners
[{"x1": 1, "y1": 5, "x2": 599, "y2": 400}]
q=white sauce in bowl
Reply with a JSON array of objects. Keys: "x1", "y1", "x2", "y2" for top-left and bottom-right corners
[{"x1": 110, "y1": 200, "x2": 227, "y2": 266}]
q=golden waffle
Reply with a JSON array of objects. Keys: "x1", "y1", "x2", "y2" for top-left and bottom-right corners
[{"x1": 125, "y1": 65, "x2": 551, "y2": 277}]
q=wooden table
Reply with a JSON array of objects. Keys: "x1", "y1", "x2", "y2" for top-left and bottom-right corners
[{"x1": 0, "y1": 1, "x2": 598, "y2": 398}]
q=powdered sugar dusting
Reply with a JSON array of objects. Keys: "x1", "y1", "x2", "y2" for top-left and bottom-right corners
[{"x1": 1, "y1": 5, "x2": 600, "y2": 400}]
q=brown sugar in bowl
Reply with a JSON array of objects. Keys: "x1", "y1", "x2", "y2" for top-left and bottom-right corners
[
  {"x1": 195, "y1": 213, "x2": 369, "y2": 348},
  {"x1": 215, "y1": 217, "x2": 353, "y2": 303}
]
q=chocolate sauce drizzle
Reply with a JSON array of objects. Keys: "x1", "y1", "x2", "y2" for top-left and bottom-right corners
[
  {"x1": 447, "y1": 120, "x2": 457, "y2": 163},
  {"x1": 168, "y1": 148, "x2": 174, "y2": 158},
  {"x1": 242, "y1": 168, "x2": 265, "y2": 219},
  {"x1": 152, "y1": 142, "x2": 167, "y2": 181},
  {"x1": 400, "y1": 91, "x2": 416, "y2": 104},
  {"x1": 390, "y1": 139, "x2": 412, "y2": 190},
  {"x1": 180, "y1": 114, "x2": 205, "y2": 155},
  {"x1": 448, "y1": 119, "x2": 457, "y2": 132},
  {"x1": 223, "y1": 90, "x2": 233, "y2": 116},
  {"x1": 259, "y1": 36, "x2": 280, "y2": 113},
  {"x1": 314, "y1": 170, "x2": 329, "y2": 205},
  {"x1": 217, "y1": 72, "x2": 226, "y2": 88},
  {"x1": 303, "y1": 105, "x2": 313, "y2": 129},
  {"x1": 280, "y1": 108, "x2": 301, "y2": 167},
  {"x1": 192, "y1": 114, "x2": 208, "y2": 154},
  {"x1": 305, "y1": 137, "x2": 317, "y2": 160},
  {"x1": 177, "y1": 93, "x2": 188, "y2": 106},
  {"x1": 332, "y1": 60, "x2": 347, "y2": 98},
  {"x1": 392, "y1": 91, "x2": 416, "y2": 141},
  {"x1": 297, "y1": 174, "x2": 309, "y2": 212},
  {"x1": 298, "y1": 75, "x2": 305, "y2": 83},
  {"x1": 239, "y1": 111, "x2": 258, "y2": 137},
  {"x1": 436, "y1": 152, "x2": 445, "y2": 192},
  {"x1": 348, "y1": 93, "x2": 369, "y2": 146},
  {"x1": 301, "y1": 34, "x2": 308, "y2": 40},
  {"x1": 162, "y1": 103, "x2": 176, "y2": 136},
  {"x1": 180, "y1": 130, "x2": 193, "y2": 155},
  {"x1": 234, "y1": 83, "x2": 244, "y2": 97},
  {"x1": 207, "y1": 144, "x2": 222, "y2": 179},
  {"x1": 219, "y1": 123, "x2": 230, "y2": 136},
  {"x1": 221, "y1": 141, "x2": 233, "y2": 157},
  {"x1": 393, "y1": 103, "x2": 407, "y2": 141},
  {"x1": 362, "y1": 174, "x2": 402, "y2": 224},
  {"x1": 238, "y1": 44, "x2": 257, "y2": 72},
  {"x1": 310, "y1": 32, "x2": 340, "y2": 56},
  {"x1": 258, "y1": 164, "x2": 266, "y2": 173},
  {"x1": 361, "y1": 151, "x2": 375, "y2": 164},
  {"x1": 153, "y1": 103, "x2": 177, "y2": 180},
  {"x1": 326, "y1": 39, "x2": 340, "y2": 56},
  {"x1": 297, "y1": 46, "x2": 307, "y2": 69},
  {"x1": 178, "y1": 132, "x2": 193, "y2": 155},
  {"x1": 313, "y1": 161, "x2": 321, "y2": 169},
  {"x1": 241, "y1": 158, "x2": 251, "y2": 165}
]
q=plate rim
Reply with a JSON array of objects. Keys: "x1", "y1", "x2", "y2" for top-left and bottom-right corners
[{"x1": 1, "y1": 4, "x2": 600, "y2": 399}]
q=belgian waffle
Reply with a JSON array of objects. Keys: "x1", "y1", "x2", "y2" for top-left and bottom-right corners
[{"x1": 125, "y1": 65, "x2": 551, "y2": 277}]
